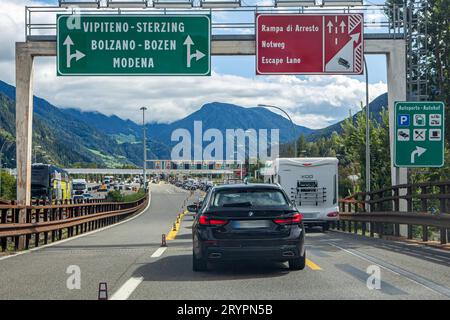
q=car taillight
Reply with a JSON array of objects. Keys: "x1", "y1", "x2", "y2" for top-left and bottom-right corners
[
  {"x1": 327, "y1": 212, "x2": 339, "y2": 217},
  {"x1": 273, "y1": 213, "x2": 303, "y2": 225},
  {"x1": 199, "y1": 215, "x2": 228, "y2": 226}
]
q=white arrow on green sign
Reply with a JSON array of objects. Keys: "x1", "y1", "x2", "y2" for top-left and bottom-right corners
[
  {"x1": 57, "y1": 15, "x2": 211, "y2": 76},
  {"x1": 394, "y1": 101, "x2": 445, "y2": 167}
]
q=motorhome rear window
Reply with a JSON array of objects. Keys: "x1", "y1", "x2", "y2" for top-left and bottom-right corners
[{"x1": 211, "y1": 189, "x2": 288, "y2": 207}]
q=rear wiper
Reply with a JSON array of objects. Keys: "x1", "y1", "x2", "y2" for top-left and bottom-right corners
[{"x1": 222, "y1": 202, "x2": 252, "y2": 207}]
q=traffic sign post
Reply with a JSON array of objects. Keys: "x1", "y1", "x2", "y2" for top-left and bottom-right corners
[
  {"x1": 256, "y1": 14, "x2": 363, "y2": 75},
  {"x1": 57, "y1": 15, "x2": 211, "y2": 76},
  {"x1": 394, "y1": 101, "x2": 445, "y2": 167}
]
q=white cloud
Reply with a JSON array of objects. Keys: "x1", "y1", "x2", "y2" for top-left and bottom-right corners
[{"x1": 1, "y1": 0, "x2": 387, "y2": 130}]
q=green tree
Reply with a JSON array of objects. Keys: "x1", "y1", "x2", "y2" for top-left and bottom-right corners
[{"x1": 0, "y1": 170, "x2": 16, "y2": 201}]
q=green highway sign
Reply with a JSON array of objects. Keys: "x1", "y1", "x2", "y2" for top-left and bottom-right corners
[
  {"x1": 57, "y1": 15, "x2": 210, "y2": 76},
  {"x1": 394, "y1": 101, "x2": 445, "y2": 167}
]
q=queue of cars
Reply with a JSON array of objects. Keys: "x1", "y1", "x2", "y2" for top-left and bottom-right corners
[
  {"x1": 171, "y1": 179, "x2": 214, "y2": 192},
  {"x1": 97, "y1": 176, "x2": 141, "y2": 193}
]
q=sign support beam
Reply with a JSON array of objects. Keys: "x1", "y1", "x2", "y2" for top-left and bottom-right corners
[
  {"x1": 15, "y1": 43, "x2": 34, "y2": 250},
  {"x1": 15, "y1": 35, "x2": 407, "y2": 236}
]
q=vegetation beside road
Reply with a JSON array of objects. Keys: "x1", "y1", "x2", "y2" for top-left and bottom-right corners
[
  {"x1": 107, "y1": 188, "x2": 146, "y2": 202},
  {"x1": 0, "y1": 170, "x2": 16, "y2": 201}
]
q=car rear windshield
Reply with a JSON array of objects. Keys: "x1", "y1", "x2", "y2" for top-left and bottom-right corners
[{"x1": 211, "y1": 189, "x2": 289, "y2": 208}]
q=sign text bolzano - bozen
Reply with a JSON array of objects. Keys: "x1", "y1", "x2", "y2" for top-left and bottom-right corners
[{"x1": 57, "y1": 15, "x2": 210, "y2": 76}]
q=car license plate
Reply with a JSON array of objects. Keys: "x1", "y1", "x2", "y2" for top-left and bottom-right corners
[
  {"x1": 232, "y1": 220, "x2": 270, "y2": 229},
  {"x1": 302, "y1": 213, "x2": 318, "y2": 219}
]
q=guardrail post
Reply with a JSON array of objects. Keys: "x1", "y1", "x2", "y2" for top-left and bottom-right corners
[
  {"x1": 58, "y1": 206, "x2": 63, "y2": 240},
  {"x1": 439, "y1": 185, "x2": 447, "y2": 244},
  {"x1": 393, "y1": 187, "x2": 400, "y2": 237},
  {"x1": 35, "y1": 206, "x2": 40, "y2": 248},
  {"x1": 51, "y1": 207, "x2": 56, "y2": 242},
  {"x1": 378, "y1": 223, "x2": 384, "y2": 238},
  {"x1": 421, "y1": 186, "x2": 428, "y2": 242},
  {"x1": 1, "y1": 207, "x2": 8, "y2": 251},
  {"x1": 12, "y1": 206, "x2": 19, "y2": 250},
  {"x1": 407, "y1": 185, "x2": 413, "y2": 239}
]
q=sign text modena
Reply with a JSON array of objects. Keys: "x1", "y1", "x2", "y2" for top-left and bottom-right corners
[
  {"x1": 256, "y1": 14, "x2": 364, "y2": 75},
  {"x1": 57, "y1": 15, "x2": 211, "y2": 76}
]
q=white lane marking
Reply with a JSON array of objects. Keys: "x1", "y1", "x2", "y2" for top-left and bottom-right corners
[
  {"x1": 0, "y1": 192, "x2": 152, "y2": 262},
  {"x1": 151, "y1": 247, "x2": 167, "y2": 258},
  {"x1": 110, "y1": 276, "x2": 144, "y2": 300},
  {"x1": 328, "y1": 242, "x2": 450, "y2": 297}
]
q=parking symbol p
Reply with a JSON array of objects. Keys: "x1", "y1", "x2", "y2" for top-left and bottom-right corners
[{"x1": 398, "y1": 114, "x2": 410, "y2": 126}]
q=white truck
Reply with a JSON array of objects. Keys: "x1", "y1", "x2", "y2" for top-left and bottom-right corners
[
  {"x1": 72, "y1": 178, "x2": 88, "y2": 196},
  {"x1": 263, "y1": 158, "x2": 339, "y2": 231}
]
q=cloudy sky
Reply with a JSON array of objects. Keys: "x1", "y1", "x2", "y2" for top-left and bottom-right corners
[{"x1": 0, "y1": 0, "x2": 388, "y2": 129}]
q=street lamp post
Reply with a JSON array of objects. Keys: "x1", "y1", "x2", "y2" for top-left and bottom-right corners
[
  {"x1": 33, "y1": 145, "x2": 41, "y2": 163},
  {"x1": 140, "y1": 107, "x2": 148, "y2": 191},
  {"x1": 257, "y1": 104, "x2": 297, "y2": 157}
]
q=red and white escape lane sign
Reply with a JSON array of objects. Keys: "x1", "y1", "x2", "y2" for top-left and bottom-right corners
[{"x1": 256, "y1": 14, "x2": 364, "y2": 75}]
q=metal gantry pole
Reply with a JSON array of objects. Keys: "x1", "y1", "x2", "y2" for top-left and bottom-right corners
[
  {"x1": 364, "y1": 56, "x2": 371, "y2": 208},
  {"x1": 140, "y1": 107, "x2": 147, "y2": 191}
]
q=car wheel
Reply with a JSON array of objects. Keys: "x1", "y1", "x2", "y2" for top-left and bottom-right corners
[
  {"x1": 322, "y1": 223, "x2": 329, "y2": 232},
  {"x1": 289, "y1": 253, "x2": 306, "y2": 270},
  {"x1": 193, "y1": 251, "x2": 208, "y2": 272}
]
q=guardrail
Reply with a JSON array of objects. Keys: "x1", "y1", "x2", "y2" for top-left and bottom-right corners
[
  {"x1": 334, "y1": 181, "x2": 450, "y2": 245},
  {"x1": 0, "y1": 194, "x2": 149, "y2": 252}
]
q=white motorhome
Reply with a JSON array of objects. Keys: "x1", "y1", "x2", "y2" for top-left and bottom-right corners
[{"x1": 263, "y1": 158, "x2": 339, "y2": 231}]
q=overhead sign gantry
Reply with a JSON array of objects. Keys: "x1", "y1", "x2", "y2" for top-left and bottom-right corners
[{"x1": 57, "y1": 15, "x2": 211, "y2": 75}]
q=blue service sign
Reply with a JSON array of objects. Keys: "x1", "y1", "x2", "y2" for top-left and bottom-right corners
[{"x1": 397, "y1": 114, "x2": 410, "y2": 126}]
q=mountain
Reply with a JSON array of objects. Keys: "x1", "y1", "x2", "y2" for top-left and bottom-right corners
[
  {"x1": 0, "y1": 80, "x2": 169, "y2": 168},
  {"x1": 146, "y1": 102, "x2": 314, "y2": 150},
  {"x1": 0, "y1": 79, "x2": 389, "y2": 167},
  {"x1": 62, "y1": 108, "x2": 143, "y2": 143},
  {"x1": 306, "y1": 93, "x2": 388, "y2": 141},
  {"x1": 0, "y1": 80, "x2": 314, "y2": 167}
]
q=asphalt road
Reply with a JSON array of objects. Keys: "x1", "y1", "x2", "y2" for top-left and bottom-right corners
[{"x1": 0, "y1": 183, "x2": 449, "y2": 300}]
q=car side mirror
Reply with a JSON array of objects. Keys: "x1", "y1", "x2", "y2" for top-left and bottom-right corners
[{"x1": 187, "y1": 204, "x2": 199, "y2": 213}]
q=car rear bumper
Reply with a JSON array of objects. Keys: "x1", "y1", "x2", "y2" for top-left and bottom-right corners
[
  {"x1": 204, "y1": 244, "x2": 303, "y2": 261},
  {"x1": 303, "y1": 219, "x2": 332, "y2": 226},
  {"x1": 201, "y1": 236, "x2": 305, "y2": 262}
]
